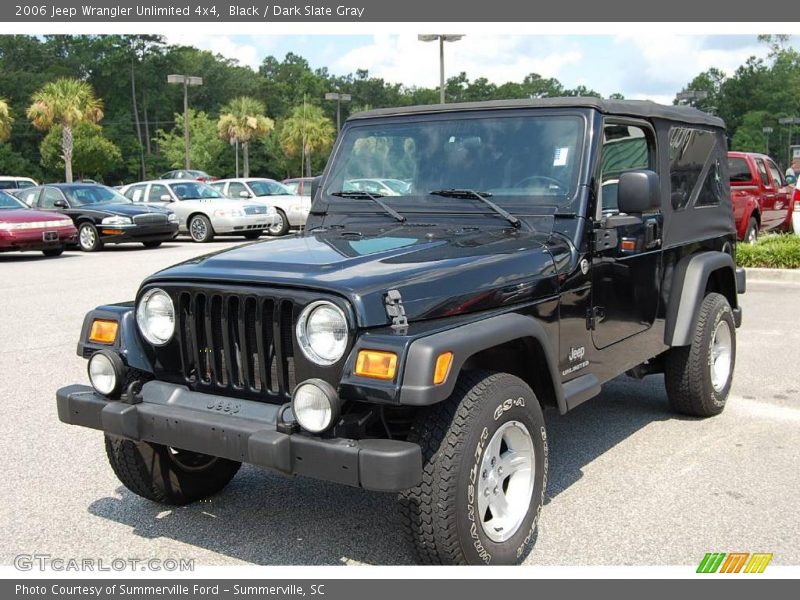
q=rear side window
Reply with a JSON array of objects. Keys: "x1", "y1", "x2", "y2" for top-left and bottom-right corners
[
  {"x1": 696, "y1": 160, "x2": 722, "y2": 207},
  {"x1": 669, "y1": 127, "x2": 717, "y2": 210},
  {"x1": 124, "y1": 185, "x2": 146, "y2": 202},
  {"x1": 728, "y1": 157, "x2": 752, "y2": 183}
]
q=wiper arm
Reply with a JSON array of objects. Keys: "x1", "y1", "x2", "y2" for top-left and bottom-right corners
[
  {"x1": 429, "y1": 189, "x2": 521, "y2": 228},
  {"x1": 329, "y1": 191, "x2": 406, "y2": 223}
]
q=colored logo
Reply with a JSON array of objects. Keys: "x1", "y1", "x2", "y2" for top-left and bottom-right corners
[{"x1": 697, "y1": 552, "x2": 773, "y2": 573}]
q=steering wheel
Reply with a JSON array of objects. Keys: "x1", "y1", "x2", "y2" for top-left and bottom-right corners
[{"x1": 514, "y1": 175, "x2": 566, "y2": 193}]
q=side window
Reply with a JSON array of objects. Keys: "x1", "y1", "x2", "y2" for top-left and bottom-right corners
[
  {"x1": 148, "y1": 184, "x2": 169, "y2": 202},
  {"x1": 40, "y1": 187, "x2": 64, "y2": 209},
  {"x1": 728, "y1": 157, "x2": 752, "y2": 183},
  {"x1": 599, "y1": 123, "x2": 653, "y2": 213},
  {"x1": 209, "y1": 182, "x2": 226, "y2": 194},
  {"x1": 669, "y1": 127, "x2": 716, "y2": 210},
  {"x1": 696, "y1": 159, "x2": 722, "y2": 207},
  {"x1": 125, "y1": 185, "x2": 146, "y2": 202},
  {"x1": 767, "y1": 160, "x2": 785, "y2": 187},
  {"x1": 21, "y1": 189, "x2": 40, "y2": 206},
  {"x1": 228, "y1": 182, "x2": 248, "y2": 197},
  {"x1": 755, "y1": 159, "x2": 771, "y2": 188}
]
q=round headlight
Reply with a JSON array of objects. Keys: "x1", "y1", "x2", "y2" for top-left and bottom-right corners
[
  {"x1": 296, "y1": 301, "x2": 348, "y2": 365},
  {"x1": 136, "y1": 288, "x2": 175, "y2": 346},
  {"x1": 88, "y1": 351, "x2": 122, "y2": 396},
  {"x1": 292, "y1": 380, "x2": 340, "y2": 433}
]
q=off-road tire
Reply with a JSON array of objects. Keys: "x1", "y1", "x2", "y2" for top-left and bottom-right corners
[
  {"x1": 665, "y1": 292, "x2": 736, "y2": 417},
  {"x1": 744, "y1": 217, "x2": 758, "y2": 244},
  {"x1": 142, "y1": 241, "x2": 162, "y2": 248},
  {"x1": 104, "y1": 435, "x2": 241, "y2": 505},
  {"x1": 42, "y1": 248, "x2": 64, "y2": 257},
  {"x1": 399, "y1": 370, "x2": 547, "y2": 565},
  {"x1": 188, "y1": 214, "x2": 214, "y2": 243},
  {"x1": 267, "y1": 209, "x2": 290, "y2": 236}
]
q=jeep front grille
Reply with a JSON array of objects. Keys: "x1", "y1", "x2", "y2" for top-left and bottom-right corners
[{"x1": 176, "y1": 291, "x2": 297, "y2": 400}]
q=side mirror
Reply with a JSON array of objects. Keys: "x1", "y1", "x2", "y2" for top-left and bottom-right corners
[
  {"x1": 310, "y1": 176, "x2": 322, "y2": 200},
  {"x1": 160, "y1": 195, "x2": 172, "y2": 202},
  {"x1": 239, "y1": 190, "x2": 251, "y2": 198},
  {"x1": 618, "y1": 170, "x2": 660, "y2": 215},
  {"x1": 53, "y1": 199, "x2": 68, "y2": 209}
]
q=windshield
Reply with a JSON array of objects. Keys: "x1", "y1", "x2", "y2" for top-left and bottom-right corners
[
  {"x1": 248, "y1": 180, "x2": 293, "y2": 196},
  {"x1": 63, "y1": 185, "x2": 130, "y2": 206},
  {"x1": 324, "y1": 114, "x2": 585, "y2": 208},
  {"x1": 168, "y1": 182, "x2": 224, "y2": 200},
  {"x1": 0, "y1": 191, "x2": 26, "y2": 209}
]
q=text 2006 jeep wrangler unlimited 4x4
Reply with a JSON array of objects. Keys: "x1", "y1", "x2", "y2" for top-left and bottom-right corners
[{"x1": 58, "y1": 98, "x2": 745, "y2": 565}]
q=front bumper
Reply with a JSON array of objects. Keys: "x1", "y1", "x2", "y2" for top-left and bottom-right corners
[
  {"x1": 97, "y1": 223, "x2": 179, "y2": 244},
  {"x1": 57, "y1": 381, "x2": 421, "y2": 492},
  {"x1": 211, "y1": 213, "x2": 277, "y2": 234}
]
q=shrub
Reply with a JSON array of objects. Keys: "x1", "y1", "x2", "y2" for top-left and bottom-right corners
[{"x1": 737, "y1": 234, "x2": 800, "y2": 269}]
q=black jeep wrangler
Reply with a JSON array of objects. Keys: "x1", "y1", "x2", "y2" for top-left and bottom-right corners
[{"x1": 57, "y1": 98, "x2": 745, "y2": 565}]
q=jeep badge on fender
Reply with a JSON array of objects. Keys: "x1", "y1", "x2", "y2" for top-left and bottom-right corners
[{"x1": 57, "y1": 97, "x2": 745, "y2": 565}]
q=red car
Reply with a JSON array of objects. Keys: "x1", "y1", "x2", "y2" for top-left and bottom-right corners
[
  {"x1": 728, "y1": 151, "x2": 793, "y2": 242},
  {"x1": 0, "y1": 190, "x2": 76, "y2": 256}
]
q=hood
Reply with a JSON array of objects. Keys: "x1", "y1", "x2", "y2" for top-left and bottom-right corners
[
  {"x1": 84, "y1": 202, "x2": 172, "y2": 217},
  {"x1": 0, "y1": 208, "x2": 73, "y2": 225},
  {"x1": 146, "y1": 224, "x2": 562, "y2": 327}
]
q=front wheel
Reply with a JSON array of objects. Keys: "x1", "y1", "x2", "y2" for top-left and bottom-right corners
[
  {"x1": 399, "y1": 371, "x2": 547, "y2": 565},
  {"x1": 78, "y1": 222, "x2": 103, "y2": 252},
  {"x1": 104, "y1": 436, "x2": 241, "y2": 505},
  {"x1": 665, "y1": 292, "x2": 736, "y2": 417},
  {"x1": 188, "y1": 214, "x2": 214, "y2": 243},
  {"x1": 267, "y1": 209, "x2": 289, "y2": 236}
]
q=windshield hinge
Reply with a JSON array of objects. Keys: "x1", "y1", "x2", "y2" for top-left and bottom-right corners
[{"x1": 385, "y1": 289, "x2": 409, "y2": 332}]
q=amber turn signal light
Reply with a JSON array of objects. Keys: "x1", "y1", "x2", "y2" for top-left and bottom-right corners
[
  {"x1": 355, "y1": 350, "x2": 398, "y2": 380},
  {"x1": 89, "y1": 319, "x2": 118, "y2": 344},
  {"x1": 433, "y1": 352, "x2": 453, "y2": 385}
]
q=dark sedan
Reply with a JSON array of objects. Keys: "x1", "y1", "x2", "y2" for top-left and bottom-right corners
[{"x1": 21, "y1": 184, "x2": 179, "y2": 251}]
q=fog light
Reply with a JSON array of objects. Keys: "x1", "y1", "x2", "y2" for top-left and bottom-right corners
[
  {"x1": 292, "y1": 379, "x2": 340, "y2": 433},
  {"x1": 88, "y1": 351, "x2": 125, "y2": 397}
]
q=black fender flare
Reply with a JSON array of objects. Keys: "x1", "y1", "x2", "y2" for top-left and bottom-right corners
[
  {"x1": 77, "y1": 304, "x2": 154, "y2": 373},
  {"x1": 664, "y1": 251, "x2": 738, "y2": 347},
  {"x1": 398, "y1": 312, "x2": 568, "y2": 411}
]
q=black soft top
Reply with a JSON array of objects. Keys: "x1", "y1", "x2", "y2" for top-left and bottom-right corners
[{"x1": 349, "y1": 97, "x2": 724, "y2": 129}]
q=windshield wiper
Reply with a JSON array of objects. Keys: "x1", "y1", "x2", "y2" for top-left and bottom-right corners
[
  {"x1": 329, "y1": 191, "x2": 406, "y2": 223},
  {"x1": 429, "y1": 189, "x2": 521, "y2": 228}
]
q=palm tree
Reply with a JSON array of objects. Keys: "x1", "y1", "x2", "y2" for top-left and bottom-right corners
[
  {"x1": 27, "y1": 78, "x2": 103, "y2": 182},
  {"x1": 279, "y1": 103, "x2": 335, "y2": 177},
  {"x1": 0, "y1": 98, "x2": 13, "y2": 142},
  {"x1": 217, "y1": 97, "x2": 274, "y2": 178}
]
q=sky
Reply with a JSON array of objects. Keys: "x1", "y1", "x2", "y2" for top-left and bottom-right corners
[{"x1": 164, "y1": 33, "x2": 780, "y2": 104}]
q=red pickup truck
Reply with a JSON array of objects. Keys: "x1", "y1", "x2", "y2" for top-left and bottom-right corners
[{"x1": 728, "y1": 151, "x2": 795, "y2": 242}]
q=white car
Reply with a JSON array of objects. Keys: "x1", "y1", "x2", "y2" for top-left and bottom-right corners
[
  {"x1": 0, "y1": 176, "x2": 38, "y2": 197},
  {"x1": 210, "y1": 178, "x2": 311, "y2": 236},
  {"x1": 342, "y1": 178, "x2": 411, "y2": 196},
  {"x1": 119, "y1": 179, "x2": 277, "y2": 243}
]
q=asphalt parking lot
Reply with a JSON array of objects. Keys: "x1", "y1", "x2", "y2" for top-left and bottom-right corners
[{"x1": 1, "y1": 240, "x2": 798, "y2": 567}]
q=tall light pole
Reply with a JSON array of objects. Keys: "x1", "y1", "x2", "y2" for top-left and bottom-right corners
[
  {"x1": 167, "y1": 74, "x2": 203, "y2": 170},
  {"x1": 778, "y1": 117, "x2": 800, "y2": 170},
  {"x1": 418, "y1": 34, "x2": 464, "y2": 104},
  {"x1": 676, "y1": 89, "x2": 709, "y2": 107},
  {"x1": 762, "y1": 126, "x2": 774, "y2": 156},
  {"x1": 325, "y1": 92, "x2": 352, "y2": 133}
]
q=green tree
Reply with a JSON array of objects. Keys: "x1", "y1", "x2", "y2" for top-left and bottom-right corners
[
  {"x1": 279, "y1": 103, "x2": 335, "y2": 177},
  {"x1": 40, "y1": 121, "x2": 122, "y2": 181},
  {"x1": 731, "y1": 110, "x2": 774, "y2": 154},
  {"x1": 0, "y1": 98, "x2": 13, "y2": 141},
  {"x1": 26, "y1": 77, "x2": 103, "y2": 182},
  {"x1": 156, "y1": 108, "x2": 226, "y2": 174},
  {"x1": 217, "y1": 96, "x2": 274, "y2": 177}
]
